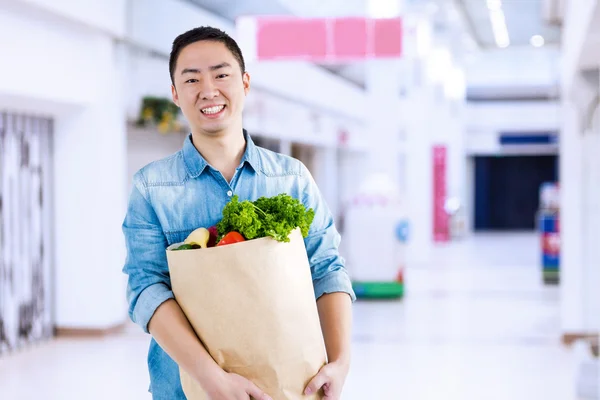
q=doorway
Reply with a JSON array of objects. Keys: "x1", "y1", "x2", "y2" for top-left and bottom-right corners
[{"x1": 473, "y1": 155, "x2": 558, "y2": 231}]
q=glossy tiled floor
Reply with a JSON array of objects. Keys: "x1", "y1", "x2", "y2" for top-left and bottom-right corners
[{"x1": 0, "y1": 233, "x2": 578, "y2": 399}]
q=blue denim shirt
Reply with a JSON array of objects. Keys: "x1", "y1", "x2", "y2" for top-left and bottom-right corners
[{"x1": 122, "y1": 131, "x2": 356, "y2": 399}]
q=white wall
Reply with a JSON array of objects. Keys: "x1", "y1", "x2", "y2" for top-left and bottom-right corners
[
  {"x1": 465, "y1": 46, "x2": 560, "y2": 89},
  {"x1": 559, "y1": 0, "x2": 600, "y2": 336},
  {"x1": 11, "y1": 0, "x2": 126, "y2": 37},
  {"x1": 404, "y1": 88, "x2": 435, "y2": 265},
  {"x1": 559, "y1": 99, "x2": 585, "y2": 333},
  {"x1": 464, "y1": 102, "x2": 560, "y2": 156},
  {"x1": 0, "y1": 2, "x2": 107, "y2": 107},
  {"x1": 0, "y1": 1, "x2": 129, "y2": 329},
  {"x1": 466, "y1": 101, "x2": 561, "y2": 132},
  {"x1": 581, "y1": 115, "x2": 600, "y2": 331}
]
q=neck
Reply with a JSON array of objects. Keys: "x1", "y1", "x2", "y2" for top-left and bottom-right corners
[{"x1": 191, "y1": 125, "x2": 246, "y2": 181}]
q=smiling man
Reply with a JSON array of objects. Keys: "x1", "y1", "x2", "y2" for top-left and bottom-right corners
[{"x1": 122, "y1": 26, "x2": 355, "y2": 400}]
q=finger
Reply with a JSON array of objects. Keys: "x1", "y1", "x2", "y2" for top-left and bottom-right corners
[
  {"x1": 245, "y1": 382, "x2": 272, "y2": 400},
  {"x1": 305, "y1": 371, "x2": 328, "y2": 395},
  {"x1": 323, "y1": 385, "x2": 340, "y2": 400}
]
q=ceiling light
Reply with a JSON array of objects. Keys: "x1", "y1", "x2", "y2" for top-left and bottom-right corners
[
  {"x1": 530, "y1": 35, "x2": 545, "y2": 47},
  {"x1": 489, "y1": 8, "x2": 510, "y2": 48},
  {"x1": 486, "y1": 0, "x2": 503, "y2": 11},
  {"x1": 367, "y1": 0, "x2": 399, "y2": 18}
]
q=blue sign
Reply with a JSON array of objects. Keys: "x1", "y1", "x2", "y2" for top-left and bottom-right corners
[{"x1": 395, "y1": 220, "x2": 410, "y2": 242}]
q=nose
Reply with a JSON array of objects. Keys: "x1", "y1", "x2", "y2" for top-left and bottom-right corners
[{"x1": 199, "y1": 79, "x2": 219, "y2": 100}]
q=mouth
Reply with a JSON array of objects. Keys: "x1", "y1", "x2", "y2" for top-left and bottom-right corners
[{"x1": 200, "y1": 105, "x2": 226, "y2": 116}]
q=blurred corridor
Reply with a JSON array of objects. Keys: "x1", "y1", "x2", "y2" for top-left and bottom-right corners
[{"x1": 0, "y1": 233, "x2": 577, "y2": 399}]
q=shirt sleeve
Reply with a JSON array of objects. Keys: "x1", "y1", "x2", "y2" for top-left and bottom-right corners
[
  {"x1": 122, "y1": 172, "x2": 175, "y2": 334},
  {"x1": 300, "y1": 163, "x2": 357, "y2": 302}
]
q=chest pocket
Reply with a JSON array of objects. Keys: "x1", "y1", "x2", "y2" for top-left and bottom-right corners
[{"x1": 164, "y1": 229, "x2": 195, "y2": 246}]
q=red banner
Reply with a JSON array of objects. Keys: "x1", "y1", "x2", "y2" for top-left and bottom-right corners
[{"x1": 433, "y1": 145, "x2": 449, "y2": 242}]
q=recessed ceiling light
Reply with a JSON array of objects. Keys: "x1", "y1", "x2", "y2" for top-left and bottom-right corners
[{"x1": 530, "y1": 35, "x2": 545, "y2": 47}]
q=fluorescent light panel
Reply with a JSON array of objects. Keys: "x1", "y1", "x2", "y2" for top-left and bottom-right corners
[{"x1": 487, "y1": 0, "x2": 510, "y2": 48}]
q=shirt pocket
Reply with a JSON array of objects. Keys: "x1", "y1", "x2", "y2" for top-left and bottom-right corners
[{"x1": 164, "y1": 229, "x2": 195, "y2": 246}]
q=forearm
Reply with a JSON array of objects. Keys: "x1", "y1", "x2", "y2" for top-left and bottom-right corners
[
  {"x1": 316, "y1": 292, "x2": 353, "y2": 366},
  {"x1": 148, "y1": 299, "x2": 224, "y2": 386}
]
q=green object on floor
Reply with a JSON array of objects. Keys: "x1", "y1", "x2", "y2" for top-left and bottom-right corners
[
  {"x1": 352, "y1": 281, "x2": 404, "y2": 299},
  {"x1": 543, "y1": 269, "x2": 560, "y2": 284}
]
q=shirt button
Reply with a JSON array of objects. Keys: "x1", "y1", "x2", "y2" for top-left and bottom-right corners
[{"x1": 227, "y1": 190, "x2": 233, "y2": 197}]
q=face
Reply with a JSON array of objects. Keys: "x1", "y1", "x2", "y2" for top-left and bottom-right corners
[{"x1": 171, "y1": 40, "x2": 250, "y2": 137}]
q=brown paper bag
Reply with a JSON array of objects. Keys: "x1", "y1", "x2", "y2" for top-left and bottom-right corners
[{"x1": 166, "y1": 228, "x2": 327, "y2": 400}]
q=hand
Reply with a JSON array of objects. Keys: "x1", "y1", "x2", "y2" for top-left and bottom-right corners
[
  {"x1": 304, "y1": 361, "x2": 349, "y2": 399},
  {"x1": 204, "y1": 371, "x2": 272, "y2": 400}
]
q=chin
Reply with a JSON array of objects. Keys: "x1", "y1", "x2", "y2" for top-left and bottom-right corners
[{"x1": 196, "y1": 124, "x2": 228, "y2": 136}]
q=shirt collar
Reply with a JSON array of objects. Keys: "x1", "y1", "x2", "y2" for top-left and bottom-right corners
[{"x1": 182, "y1": 129, "x2": 261, "y2": 179}]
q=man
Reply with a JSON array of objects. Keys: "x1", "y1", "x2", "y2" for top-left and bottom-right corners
[{"x1": 122, "y1": 26, "x2": 355, "y2": 400}]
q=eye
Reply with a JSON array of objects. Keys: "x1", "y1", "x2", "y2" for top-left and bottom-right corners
[
  {"x1": 185, "y1": 79, "x2": 198, "y2": 83},
  {"x1": 216, "y1": 74, "x2": 228, "y2": 79}
]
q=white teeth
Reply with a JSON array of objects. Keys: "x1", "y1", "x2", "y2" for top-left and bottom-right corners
[{"x1": 201, "y1": 105, "x2": 224, "y2": 114}]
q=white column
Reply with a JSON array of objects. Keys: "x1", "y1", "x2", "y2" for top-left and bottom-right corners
[
  {"x1": 582, "y1": 90, "x2": 600, "y2": 331},
  {"x1": 363, "y1": 59, "x2": 402, "y2": 187},
  {"x1": 53, "y1": 39, "x2": 129, "y2": 330},
  {"x1": 444, "y1": 93, "x2": 467, "y2": 238},
  {"x1": 559, "y1": 98, "x2": 585, "y2": 333},
  {"x1": 404, "y1": 83, "x2": 434, "y2": 264}
]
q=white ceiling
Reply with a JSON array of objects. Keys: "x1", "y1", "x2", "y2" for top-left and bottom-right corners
[
  {"x1": 185, "y1": 0, "x2": 562, "y2": 89},
  {"x1": 457, "y1": 0, "x2": 561, "y2": 48}
]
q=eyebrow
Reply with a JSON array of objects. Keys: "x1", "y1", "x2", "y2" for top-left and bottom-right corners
[{"x1": 181, "y1": 62, "x2": 232, "y2": 75}]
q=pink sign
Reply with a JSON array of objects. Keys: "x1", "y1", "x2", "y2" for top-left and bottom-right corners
[
  {"x1": 239, "y1": 16, "x2": 402, "y2": 62},
  {"x1": 433, "y1": 145, "x2": 449, "y2": 242},
  {"x1": 257, "y1": 18, "x2": 328, "y2": 60},
  {"x1": 333, "y1": 18, "x2": 368, "y2": 58}
]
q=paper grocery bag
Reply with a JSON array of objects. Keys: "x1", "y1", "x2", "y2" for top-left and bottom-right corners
[{"x1": 166, "y1": 228, "x2": 327, "y2": 400}]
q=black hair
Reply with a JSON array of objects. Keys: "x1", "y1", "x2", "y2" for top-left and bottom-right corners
[{"x1": 169, "y1": 26, "x2": 246, "y2": 85}]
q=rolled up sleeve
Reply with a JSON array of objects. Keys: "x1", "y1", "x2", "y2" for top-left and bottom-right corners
[
  {"x1": 300, "y1": 164, "x2": 356, "y2": 302},
  {"x1": 122, "y1": 173, "x2": 175, "y2": 333}
]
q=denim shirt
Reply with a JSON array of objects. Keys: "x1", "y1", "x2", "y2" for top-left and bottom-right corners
[{"x1": 122, "y1": 131, "x2": 356, "y2": 399}]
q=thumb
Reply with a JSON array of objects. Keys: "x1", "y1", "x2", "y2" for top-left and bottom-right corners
[
  {"x1": 305, "y1": 369, "x2": 328, "y2": 395},
  {"x1": 246, "y1": 381, "x2": 272, "y2": 400}
]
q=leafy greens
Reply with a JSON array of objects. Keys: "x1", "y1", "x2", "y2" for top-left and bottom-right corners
[{"x1": 216, "y1": 193, "x2": 315, "y2": 243}]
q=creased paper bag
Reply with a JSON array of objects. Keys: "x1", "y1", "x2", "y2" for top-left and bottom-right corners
[{"x1": 166, "y1": 228, "x2": 327, "y2": 400}]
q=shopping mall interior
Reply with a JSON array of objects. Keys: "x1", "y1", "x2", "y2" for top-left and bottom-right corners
[{"x1": 1, "y1": 0, "x2": 599, "y2": 398}]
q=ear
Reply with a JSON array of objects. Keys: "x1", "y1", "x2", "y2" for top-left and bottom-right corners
[
  {"x1": 243, "y1": 72, "x2": 251, "y2": 96},
  {"x1": 171, "y1": 84, "x2": 180, "y2": 107}
]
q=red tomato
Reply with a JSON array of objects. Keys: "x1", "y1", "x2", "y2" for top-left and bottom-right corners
[{"x1": 216, "y1": 231, "x2": 246, "y2": 246}]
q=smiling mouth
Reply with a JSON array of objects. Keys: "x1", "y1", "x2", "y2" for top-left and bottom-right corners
[{"x1": 201, "y1": 105, "x2": 225, "y2": 115}]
